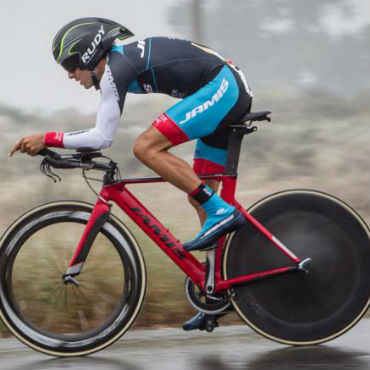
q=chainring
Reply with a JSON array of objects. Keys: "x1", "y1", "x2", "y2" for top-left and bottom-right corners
[{"x1": 185, "y1": 277, "x2": 231, "y2": 314}]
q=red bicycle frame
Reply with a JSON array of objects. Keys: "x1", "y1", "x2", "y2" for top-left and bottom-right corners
[{"x1": 67, "y1": 173, "x2": 301, "y2": 293}]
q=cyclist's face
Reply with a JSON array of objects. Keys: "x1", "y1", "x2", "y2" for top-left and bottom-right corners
[{"x1": 68, "y1": 69, "x2": 93, "y2": 89}]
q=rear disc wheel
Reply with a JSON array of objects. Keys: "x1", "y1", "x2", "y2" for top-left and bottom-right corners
[{"x1": 223, "y1": 190, "x2": 370, "y2": 345}]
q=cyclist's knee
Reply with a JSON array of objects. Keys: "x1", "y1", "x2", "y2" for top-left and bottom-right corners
[
  {"x1": 133, "y1": 127, "x2": 171, "y2": 162},
  {"x1": 133, "y1": 138, "x2": 147, "y2": 160},
  {"x1": 133, "y1": 136, "x2": 156, "y2": 163}
]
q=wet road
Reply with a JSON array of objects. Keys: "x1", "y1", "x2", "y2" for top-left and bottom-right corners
[{"x1": 0, "y1": 318, "x2": 369, "y2": 370}]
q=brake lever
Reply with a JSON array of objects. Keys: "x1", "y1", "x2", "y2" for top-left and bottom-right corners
[{"x1": 40, "y1": 159, "x2": 61, "y2": 183}]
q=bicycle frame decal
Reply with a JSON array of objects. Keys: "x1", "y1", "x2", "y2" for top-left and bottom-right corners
[
  {"x1": 68, "y1": 174, "x2": 301, "y2": 292},
  {"x1": 129, "y1": 206, "x2": 184, "y2": 253}
]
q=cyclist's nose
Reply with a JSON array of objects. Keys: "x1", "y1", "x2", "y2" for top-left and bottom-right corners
[{"x1": 68, "y1": 71, "x2": 75, "y2": 79}]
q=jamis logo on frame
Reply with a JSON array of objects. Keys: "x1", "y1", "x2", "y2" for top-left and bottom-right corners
[
  {"x1": 179, "y1": 78, "x2": 229, "y2": 124},
  {"x1": 81, "y1": 25, "x2": 105, "y2": 64}
]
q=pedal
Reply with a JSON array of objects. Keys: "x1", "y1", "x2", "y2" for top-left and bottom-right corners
[{"x1": 204, "y1": 314, "x2": 218, "y2": 332}]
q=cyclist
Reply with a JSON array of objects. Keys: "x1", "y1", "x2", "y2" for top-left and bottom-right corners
[{"x1": 9, "y1": 17, "x2": 253, "y2": 331}]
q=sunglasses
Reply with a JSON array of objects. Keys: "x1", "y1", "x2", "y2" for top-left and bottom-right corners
[{"x1": 61, "y1": 55, "x2": 81, "y2": 73}]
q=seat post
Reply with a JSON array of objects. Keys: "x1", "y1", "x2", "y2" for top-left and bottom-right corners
[
  {"x1": 223, "y1": 110, "x2": 270, "y2": 176},
  {"x1": 224, "y1": 125, "x2": 257, "y2": 176}
]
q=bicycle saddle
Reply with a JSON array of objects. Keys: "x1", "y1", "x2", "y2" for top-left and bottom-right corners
[{"x1": 239, "y1": 111, "x2": 271, "y2": 123}]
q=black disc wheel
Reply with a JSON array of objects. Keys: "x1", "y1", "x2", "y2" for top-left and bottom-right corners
[
  {"x1": 0, "y1": 201, "x2": 146, "y2": 356},
  {"x1": 223, "y1": 190, "x2": 370, "y2": 345}
]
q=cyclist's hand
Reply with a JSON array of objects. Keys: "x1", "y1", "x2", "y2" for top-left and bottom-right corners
[{"x1": 9, "y1": 134, "x2": 46, "y2": 157}]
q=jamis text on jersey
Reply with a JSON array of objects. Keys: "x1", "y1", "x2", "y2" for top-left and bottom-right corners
[{"x1": 179, "y1": 78, "x2": 229, "y2": 124}]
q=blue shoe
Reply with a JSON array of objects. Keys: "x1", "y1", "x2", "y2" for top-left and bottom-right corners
[
  {"x1": 182, "y1": 312, "x2": 222, "y2": 331},
  {"x1": 182, "y1": 309, "x2": 234, "y2": 331},
  {"x1": 182, "y1": 312, "x2": 208, "y2": 331},
  {"x1": 183, "y1": 208, "x2": 246, "y2": 252}
]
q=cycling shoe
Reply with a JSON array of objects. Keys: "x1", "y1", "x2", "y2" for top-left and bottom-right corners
[
  {"x1": 182, "y1": 308, "x2": 234, "y2": 331},
  {"x1": 183, "y1": 208, "x2": 246, "y2": 252},
  {"x1": 183, "y1": 312, "x2": 208, "y2": 331}
]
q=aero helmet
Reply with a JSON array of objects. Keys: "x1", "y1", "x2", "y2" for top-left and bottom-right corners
[{"x1": 52, "y1": 17, "x2": 134, "y2": 72}]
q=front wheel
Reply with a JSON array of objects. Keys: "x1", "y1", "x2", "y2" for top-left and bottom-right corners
[
  {"x1": 223, "y1": 189, "x2": 370, "y2": 345},
  {"x1": 0, "y1": 201, "x2": 146, "y2": 356}
]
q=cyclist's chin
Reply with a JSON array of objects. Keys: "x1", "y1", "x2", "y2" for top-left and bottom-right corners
[{"x1": 79, "y1": 81, "x2": 93, "y2": 89}]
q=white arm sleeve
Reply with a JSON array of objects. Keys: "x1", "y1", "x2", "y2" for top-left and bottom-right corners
[{"x1": 63, "y1": 66, "x2": 121, "y2": 150}]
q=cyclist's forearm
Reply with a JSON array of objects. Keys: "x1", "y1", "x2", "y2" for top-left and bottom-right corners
[
  {"x1": 64, "y1": 128, "x2": 113, "y2": 149},
  {"x1": 44, "y1": 128, "x2": 113, "y2": 149}
]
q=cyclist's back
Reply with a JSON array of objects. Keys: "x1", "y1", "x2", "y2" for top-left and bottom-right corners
[{"x1": 107, "y1": 36, "x2": 244, "y2": 111}]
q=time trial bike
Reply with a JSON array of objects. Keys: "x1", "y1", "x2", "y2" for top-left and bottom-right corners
[{"x1": 0, "y1": 111, "x2": 369, "y2": 357}]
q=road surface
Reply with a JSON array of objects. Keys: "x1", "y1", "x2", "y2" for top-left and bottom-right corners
[{"x1": 0, "y1": 318, "x2": 369, "y2": 370}]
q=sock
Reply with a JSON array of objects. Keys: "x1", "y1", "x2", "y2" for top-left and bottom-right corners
[
  {"x1": 189, "y1": 183, "x2": 233, "y2": 217},
  {"x1": 189, "y1": 183, "x2": 215, "y2": 205}
]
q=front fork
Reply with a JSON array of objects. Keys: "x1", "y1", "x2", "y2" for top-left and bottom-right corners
[{"x1": 63, "y1": 199, "x2": 111, "y2": 284}]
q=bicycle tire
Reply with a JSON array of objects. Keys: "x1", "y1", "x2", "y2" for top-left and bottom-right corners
[
  {"x1": 223, "y1": 189, "x2": 370, "y2": 345},
  {"x1": 0, "y1": 201, "x2": 146, "y2": 356}
]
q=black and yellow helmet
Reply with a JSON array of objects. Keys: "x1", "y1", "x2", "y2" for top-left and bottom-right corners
[{"x1": 52, "y1": 17, "x2": 134, "y2": 71}]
